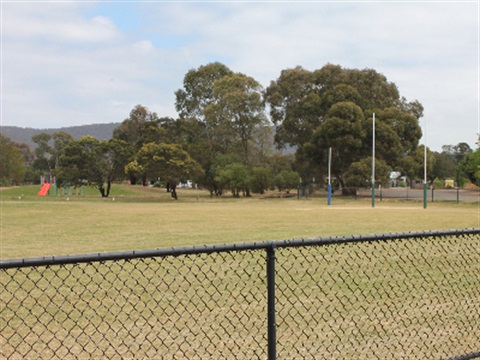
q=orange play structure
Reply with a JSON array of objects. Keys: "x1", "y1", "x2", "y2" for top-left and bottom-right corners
[{"x1": 37, "y1": 182, "x2": 52, "y2": 196}]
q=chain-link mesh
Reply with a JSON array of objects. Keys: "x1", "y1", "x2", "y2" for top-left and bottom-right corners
[
  {"x1": 1, "y1": 251, "x2": 267, "y2": 359},
  {"x1": 275, "y1": 233, "x2": 480, "y2": 359},
  {"x1": 1, "y1": 230, "x2": 479, "y2": 359}
]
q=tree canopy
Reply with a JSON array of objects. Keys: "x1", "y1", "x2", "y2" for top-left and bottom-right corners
[
  {"x1": 58, "y1": 136, "x2": 130, "y2": 197},
  {"x1": 265, "y1": 64, "x2": 424, "y2": 190},
  {"x1": 0, "y1": 134, "x2": 27, "y2": 186},
  {"x1": 12, "y1": 61, "x2": 477, "y2": 197}
]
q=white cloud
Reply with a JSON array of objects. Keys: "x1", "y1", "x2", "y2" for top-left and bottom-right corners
[
  {"x1": 1, "y1": 1, "x2": 478, "y2": 150},
  {"x1": 3, "y1": 3, "x2": 120, "y2": 44}
]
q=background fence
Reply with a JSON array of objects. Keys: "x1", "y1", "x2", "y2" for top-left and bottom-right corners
[
  {"x1": 1, "y1": 229, "x2": 479, "y2": 359},
  {"x1": 355, "y1": 187, "x2": 479, "y2": 203}
]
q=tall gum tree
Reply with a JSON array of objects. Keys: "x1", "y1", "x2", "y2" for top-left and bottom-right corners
[
  {"x1": 113, "y1": 105, "x2": 164, "y2": 151},
  {"x1": 174, "y1": 62, "x2": 234, "y2": 189},
  {"x1": 175, "y1": 62, "x2": 233, "y2": 124},
  {"x1": 205, "y1": 73, "x2": 268, "y2": 166},
  {"x1": 265, "y1": 66, "x2": 319, "y2": 149},
  {"x1": 304, "y1": 101, "x2": 366, "y2": 188},
  {"x1": 266, "y1": 64, "x2": 423, "y2": 189}
]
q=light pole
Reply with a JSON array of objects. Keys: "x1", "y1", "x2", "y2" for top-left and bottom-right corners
[
  {"x1": 372, "y1": 113, "x2": 375, "y2": 208},
  {"x1": 328, "y1": 147, "x2": 332, "y2": 205},
  {"x1": 423, "y1": 117, "x2": 427, "y2": 209}
]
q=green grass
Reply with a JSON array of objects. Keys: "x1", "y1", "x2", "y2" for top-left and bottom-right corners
[
  {"x1": 1, "y1": 230, "x2": 478, "y2": 358},
  {"x1": 1, "y1": 185, "x2": 479, "y2": 358},
  {"x1": 1, "y1": 184, "x2": 479, "y2": 259}
]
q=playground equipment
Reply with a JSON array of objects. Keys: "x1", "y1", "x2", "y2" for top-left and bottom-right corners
[
  {"x1": 37, "y1": 176, "x2": 84, "y2": 197},
  {"x1": 37, "y1": 176, "x2": 54, "y2": 196},
  {"x1": 37, "y1": 182, "x2": 52, "y2": 196}
]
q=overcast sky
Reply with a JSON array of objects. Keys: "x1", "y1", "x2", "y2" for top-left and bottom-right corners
[{"x1": 1, "y1": 1, "x2": 478, "y2": 151}]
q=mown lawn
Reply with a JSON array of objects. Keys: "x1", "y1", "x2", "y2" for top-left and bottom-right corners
[
  {"x1": 1, "y1": 184, "x2": 478, "y2": 259},
  {"x1": 1, "y1": 185, "x2": 478, "y2": 358}
]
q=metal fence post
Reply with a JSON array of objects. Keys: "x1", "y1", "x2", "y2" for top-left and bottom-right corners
[{"x1": 267, "y1": 245, "x2": 277, "y2": 360}]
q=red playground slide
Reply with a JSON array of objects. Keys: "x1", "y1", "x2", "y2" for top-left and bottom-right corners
[{"x1": 37, "y1": 183, "x2": 51, "y2": 196}]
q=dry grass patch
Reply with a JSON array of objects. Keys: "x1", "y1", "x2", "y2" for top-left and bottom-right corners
[{"x1": 1, "y1": 186, "x2": 479, "y2": 259}]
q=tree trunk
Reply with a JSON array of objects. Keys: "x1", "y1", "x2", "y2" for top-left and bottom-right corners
[
  {"x1": 171, "y1": 184, "x2": 178, "y2": 200},
  {"x1": 337, "y1": 174, "x2": 356, "y2": 196},
  {"x1": 106, "y1": 180, "x2": 111, "y2": 197},
  {"x1": 130, "y1": 175, "x2": 137, "y2": 185}
]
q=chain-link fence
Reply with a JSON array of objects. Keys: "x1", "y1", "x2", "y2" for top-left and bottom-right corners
[
  {"x1": 1, "y1": 229, "x2": 479, "y2": 359},
  {"x1": 353, "y1": 187, "x2": 479, "y2": 203}
]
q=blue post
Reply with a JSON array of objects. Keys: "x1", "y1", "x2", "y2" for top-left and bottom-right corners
[
  {"x1": 423, "y1": 183, "x2": 427, "y2": 209},
  {"x1": 327, "y1": 147, "x2": 332, "y2": 206},
  {"x1": 372, "y1": 183, "x2": 375, "y2": 208}
]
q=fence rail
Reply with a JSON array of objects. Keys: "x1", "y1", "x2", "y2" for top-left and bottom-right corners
[{"x1": 1, "y1": 229, "x2": 479, "y2": 359}]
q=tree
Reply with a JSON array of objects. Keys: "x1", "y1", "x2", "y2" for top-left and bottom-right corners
[
  {"x1": 30, "y1": 131, "x2": 74, "y2": 180},
  {"x1": 460, "y1": 147, "x2": 480, "y2": 186},
  {"x1": 431, "y1": 151, "x2": 457, "y2": 181},
  {"x1": 14, "y1": 141, "x2": 35, "y2": 183},
  {"x1": 205, "y1": 73, "x2": 268, "y2": 165},
  {"x1": 175, "y1": 63, "x2": 273, "y2": 195},
  {"x1": 304, "y1": 102, "x2": 366, "y2": 189},
  {"x1": 452, "y1": 142, "x2": 472, "y2": 162},
  {"x1": 113, "y1": 105, "x2": 163, "y2": 149},
  {"x1": 250, "y1": 125, "x2": 275, "y2": 167},
  {"x1": 398, "y1": 145, "x2": 435, "y2": 187},
  {"x1": 50, "y1": 132, "x2": 74, "y2": 172},
  {"x1": 127, "y1": 143, "x2": 203, "y2": 199},
  {"x1": 266, "y1": 64, "x2": 423, "y2": 193},
  {"x1": 113, "y1": 105, "x2": 165, "y2": 184},
  {"x1": 273, "y1": 170, "x2": 300, "y2": 193},
  {"x1": 103, "y1": 139, "x2": 133, "y2": 186},
  {"x1": 214, "y1": 162, "x2": 251, "y2": 198},
  {"x1": 344, "y1": 157, "x2": 391, "y2": 187},
  {"x1": 0, "y1": 134, "x2": 26, "y2": 185},
  {"x1": 265, "y1": 66, "x2": 320, "y2": 149},
  {"x1": 267, "y1": 153, "x2": 296, "y2": 178},
  {"x1": 372, "y1": 107, "x2": 421, "y2": 159},
  {"x1": 175, "y1": 62, "x2": 233, "y2": 121},
  {"x1": 250, "y1": 167, "x2": 272, "y2": 194},
  {"x1": 341, "y1": 67, "x2": 400, "y2": 110},
  {"x1": 58, "y1": 136, "x2": 128, "y2": 197},
  {"x1": 175, "y1": 63, "x2": 236, "y2": 189},
  {"x1": 437, "y1": 142, "x2": 473, "y2": 186},
  {"x1": 31, "y1": 133, "x2": 53, "y2": 174}
]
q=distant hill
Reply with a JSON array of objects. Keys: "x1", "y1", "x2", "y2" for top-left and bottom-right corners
[
  {"x1": 1, "y1": 122, "x2": 297, "y2": 155},
  {"x1": 1, "y1": 123, "x2": 121, "y2": 149}
]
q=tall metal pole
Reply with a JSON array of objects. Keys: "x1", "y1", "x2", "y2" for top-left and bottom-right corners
[
  {"x1": 423, "y1": 117, "x2": 428, "y2": 209},
  {"x1": 327, "y1": 147, "x2": 332, "y2": 205},
  {"x1": 372, "y1": 113, "x2": 375, "y2": 208},
  {"x1": 266, "y1": 246, "x2": 277, "y2": 360}
]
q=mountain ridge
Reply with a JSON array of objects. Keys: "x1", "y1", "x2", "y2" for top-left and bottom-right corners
[{"x1": 1, "y1": 123, "x2": 121, "y2": 149}]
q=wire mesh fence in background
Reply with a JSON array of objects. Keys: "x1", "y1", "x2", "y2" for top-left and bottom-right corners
[
  {"x1": 1, "y1": 229, "x2": 479, "y2": 359},
  {"x1": 354, "y1": 187, "x2": 479, "y2": 203}
]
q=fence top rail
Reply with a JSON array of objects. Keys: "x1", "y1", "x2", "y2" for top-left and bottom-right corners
[{"x1": 1, "y1": 228, "x2": 479, "y2": 269}]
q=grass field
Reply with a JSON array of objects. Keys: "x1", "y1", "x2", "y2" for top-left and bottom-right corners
[
  {"x1": 1, "y1": 184, "x2": 479, "y2": 259},
  {"x1": 1, "y1": 185, "x2": 479, "y2": 358}
]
